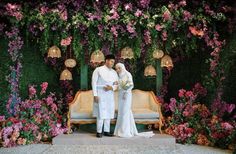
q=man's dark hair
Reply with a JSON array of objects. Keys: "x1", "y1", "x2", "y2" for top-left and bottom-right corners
[{"x1": 105, "y1": 54, "x2": 115, "y2": 60}]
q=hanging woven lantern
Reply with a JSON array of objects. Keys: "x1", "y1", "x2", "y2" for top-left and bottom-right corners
[
  {"x1": 60, "y1": 69, "x2": 72, "y2": 80},
  {"x1": 152, "y1": 49, "x2": 164, "y2": 59},
  {"x1": 47, "y1": 46, "x2": 61, "y2": 58},
  {"x1": 90, "y1": 50, "x2": 105, "y2": 63},
  {"x1": 161, "y1": 55, "x2": 173, "y2": 68},
  {"x1": 121, "y1": 47, "x2": 134, "y2": 59},
  {"x1": 144, "y1": 65, "x2": 156, "y2": 77},
  {"x1": 65, "y1": 59, "x2": 77, "y2": 68}
]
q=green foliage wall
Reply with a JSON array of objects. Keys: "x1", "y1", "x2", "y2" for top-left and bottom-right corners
[
  {"x1": 19, "y1": 44, "x2": 61, "y2": 98},
  {"x1": 1, "y1": 33, "x2": 236, "y2": 116}
]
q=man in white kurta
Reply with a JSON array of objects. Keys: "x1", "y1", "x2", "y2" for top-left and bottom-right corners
[{"x1": 92, "y1": 54, "x2": 118, "y2": 138}]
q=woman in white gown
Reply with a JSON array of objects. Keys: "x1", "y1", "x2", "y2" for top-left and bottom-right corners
[{"x1": 114, "y1": 63, "x2": 155, "y2": 138}]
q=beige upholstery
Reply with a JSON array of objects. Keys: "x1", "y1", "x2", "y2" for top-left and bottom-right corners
[{"x1": 67, "y1": 89, "x2": 163, "y2": 133}]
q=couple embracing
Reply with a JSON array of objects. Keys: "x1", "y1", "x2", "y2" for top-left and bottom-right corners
[{"x1": 92, "y1": 54, "x2": 154, "y2": 138}]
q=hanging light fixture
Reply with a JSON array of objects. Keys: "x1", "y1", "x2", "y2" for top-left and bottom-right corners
[
  {"x1": 121, "y1": 47, "x2": 134, "y2": 59},
  {"x1": 90, "y1": 50, "x2": 105, "y2": 63},
  {"x1": 65, "y1": 59, "x2": 77, "y2": 68},
  {"x1": 64, "y1": 45, "x2": 77, "y2": 68},
  {"x1": 152, "y1": 49, "x2": 164, "y2": 59},
  {"x1": 144, "y1": 65, "x2": 156, "y2": 77},
  {"x1": 161, "y1": 55, "x2": 173, "y2": 69},
  {"x1": 60, "y1": 69, "x2": 72, "y2": 80},
  {"x1": 47, "y1": 46, "x2": 61, "y2": 58}
]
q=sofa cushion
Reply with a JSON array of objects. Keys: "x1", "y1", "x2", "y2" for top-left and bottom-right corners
[
  {"x1": 71, "y1": 109, "x2": 159, "y2": 119},
  {"x1": 71, "y1": 109, "x2": 94, "y2": 119},
  {"x1": 133, "y1": 109, "x2": 159, "y2": 119}
]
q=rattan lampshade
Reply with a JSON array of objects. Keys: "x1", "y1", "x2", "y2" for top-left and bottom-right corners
[
  {"x1": 161, "y1": 55, "x2": 173, "y2": 68},
  {"x1": 144, "y1": 65, "x2": 156, "y2": 77},
  {"x1": 64, "y1": 58, "x2": 77, "y2": 68},
  {"x1": 90, "y1": 50, "x2": 105, "y2": 63},
  {"x1": 152, "y1": 49, "x2": 164, "y2": 59},
  {"x1": 47, "y1": 46, "x2": 61, "y2": 58},
  {"x1": 121, "y1": 47, "x2": 134, "y2": 59},
  {"x1": 60, "y1": 69, "x2": 72, "y2": 80}
]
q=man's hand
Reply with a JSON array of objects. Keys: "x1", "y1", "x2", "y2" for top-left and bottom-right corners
[
  {"x1": 94, "y1": 96, "x2": 99, "y2": 103},
  {"x1": 113, "y1": 81, "x2": 118, "y2": 85},
  {"x1": 103, "y1": 85, "x2": 113, "y2": 91}
]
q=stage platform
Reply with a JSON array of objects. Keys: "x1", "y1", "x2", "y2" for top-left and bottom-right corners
[{"x1": 52, "y1": 131, "x2": 176, "y2": 147}]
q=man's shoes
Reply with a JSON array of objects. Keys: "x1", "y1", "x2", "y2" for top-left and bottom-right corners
[
  {"x1": 96, "y1": 132, "x2": 102, "y2": 138},
  {"x1": 104, "y1": 132, "x2": 114, "y2": 137}
]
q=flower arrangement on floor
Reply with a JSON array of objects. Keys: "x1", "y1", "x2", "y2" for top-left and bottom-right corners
[
  {"x1": 0, "y1": 82, "x2": 67, "y2": 147},
  {"x1": 163, "y1": 83, "x2": 236, "y2": 150}
]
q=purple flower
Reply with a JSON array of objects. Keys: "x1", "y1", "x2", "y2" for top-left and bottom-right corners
[
  {"x1": 179, "y1": 0, "x2": 187, "y2": 7},
  {"x1": 110, "y1": 26, "x2": 118, "y2": 37},
  {"x1": 97, "y1": 24, "x2": 104, "y2": 37},
  {"x1": 0, "y1": 23, "x2": 6, "y2": 33},
  {"x1": 139, "y1": 0, "x2": 150, "y2": 8},
  {"x1": 5, "y1": 3, "x2": 23, "y2": 21},
  {"x1": 169, "y1": 98, "x2": 177, "y2": 112},
  {"x1": 183, "y1": 10, "x2": 192, "y2": 21},
  {"x1": 0, "y1": 116, "x2": 5, "y2": 121},
  {"x1": 144, "y1": 30, "x2": 151, "y2": 45}
]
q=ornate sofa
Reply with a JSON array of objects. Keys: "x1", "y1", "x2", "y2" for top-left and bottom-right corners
[{"x1": 67, "y1": 89, "x2": 163, "y2": 133}]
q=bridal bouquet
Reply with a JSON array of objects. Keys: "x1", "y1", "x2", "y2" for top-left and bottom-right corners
[{"x1": 119, "y1": 76, "x2": 133, "y2": 90}]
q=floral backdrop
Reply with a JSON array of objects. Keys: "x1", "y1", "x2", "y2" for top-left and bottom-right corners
[{"x1": 0, "y1": 0, "x2": 235, "y2": 150}]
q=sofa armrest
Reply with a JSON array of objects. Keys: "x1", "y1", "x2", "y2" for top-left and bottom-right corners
[
  {"x1": 149, "y1": 91, "x2": 164, "y2": 121},
  {"x1": 149, "y1": 91, "x2": 164, "y2": 133}
]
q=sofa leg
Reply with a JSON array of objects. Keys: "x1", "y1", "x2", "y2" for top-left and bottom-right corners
[
  {"x1": 159, "y1": 125, "x2": 163, "y2": 134},
  {"x1": 67, "y1": 120, "x2": 73, "y2": 134},
  {"x1": 147, "y1": 124, "x2": 153, "y2": 130}
]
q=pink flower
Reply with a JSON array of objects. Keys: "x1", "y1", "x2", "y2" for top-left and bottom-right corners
[
  {"x1": 46, "y1": 96, "x2": 54, "y2": 105},
  {"x1": 29, "y1": 86, "x2": 36, "y2": 97},
  {"x1": 135, "y1": 9, "x2": 142, "y2": 17},
  {"x1": 60, "y1": 10, "x2": 68, "y2": 21},
  {"x1": 124, "y1": 3, "x2": 132, "y2": 11},
  {"x1": 155, "y1": 24, "x2": 163, "y2": 31},
  {"x1": 126, "y1": 23, "x2": 136, "y2": 33},
  {"x1": 17, "y1": 138, "x2": 26, "y2": 145},
  {"x1": 60, "y1": 36, "x2": 72, "y2": 46},
  {"x1": 178, "y1": 89, "x2": 186, "y2": 98},
  {"x1": 162, "y1": 10, "x2": 171, "y2": 21},
  {"x1": 161, "y1": 31, "x2": 168, "y2": 41},
  {"x1": 179, "y1": 0, "x2": 187, "y2": 7},
  {"x1": 40, "y1": 82, "x2": 48, "y2": 95},
  {"x1": 221, "y1": 122, "x2": 234, "y2": 131},
  {"x1": 39, "y1": 6, "x2": 49, "y2": 15},
  {"x1": 185, "y1": 91, "x2": 195, "y2": 100}
]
